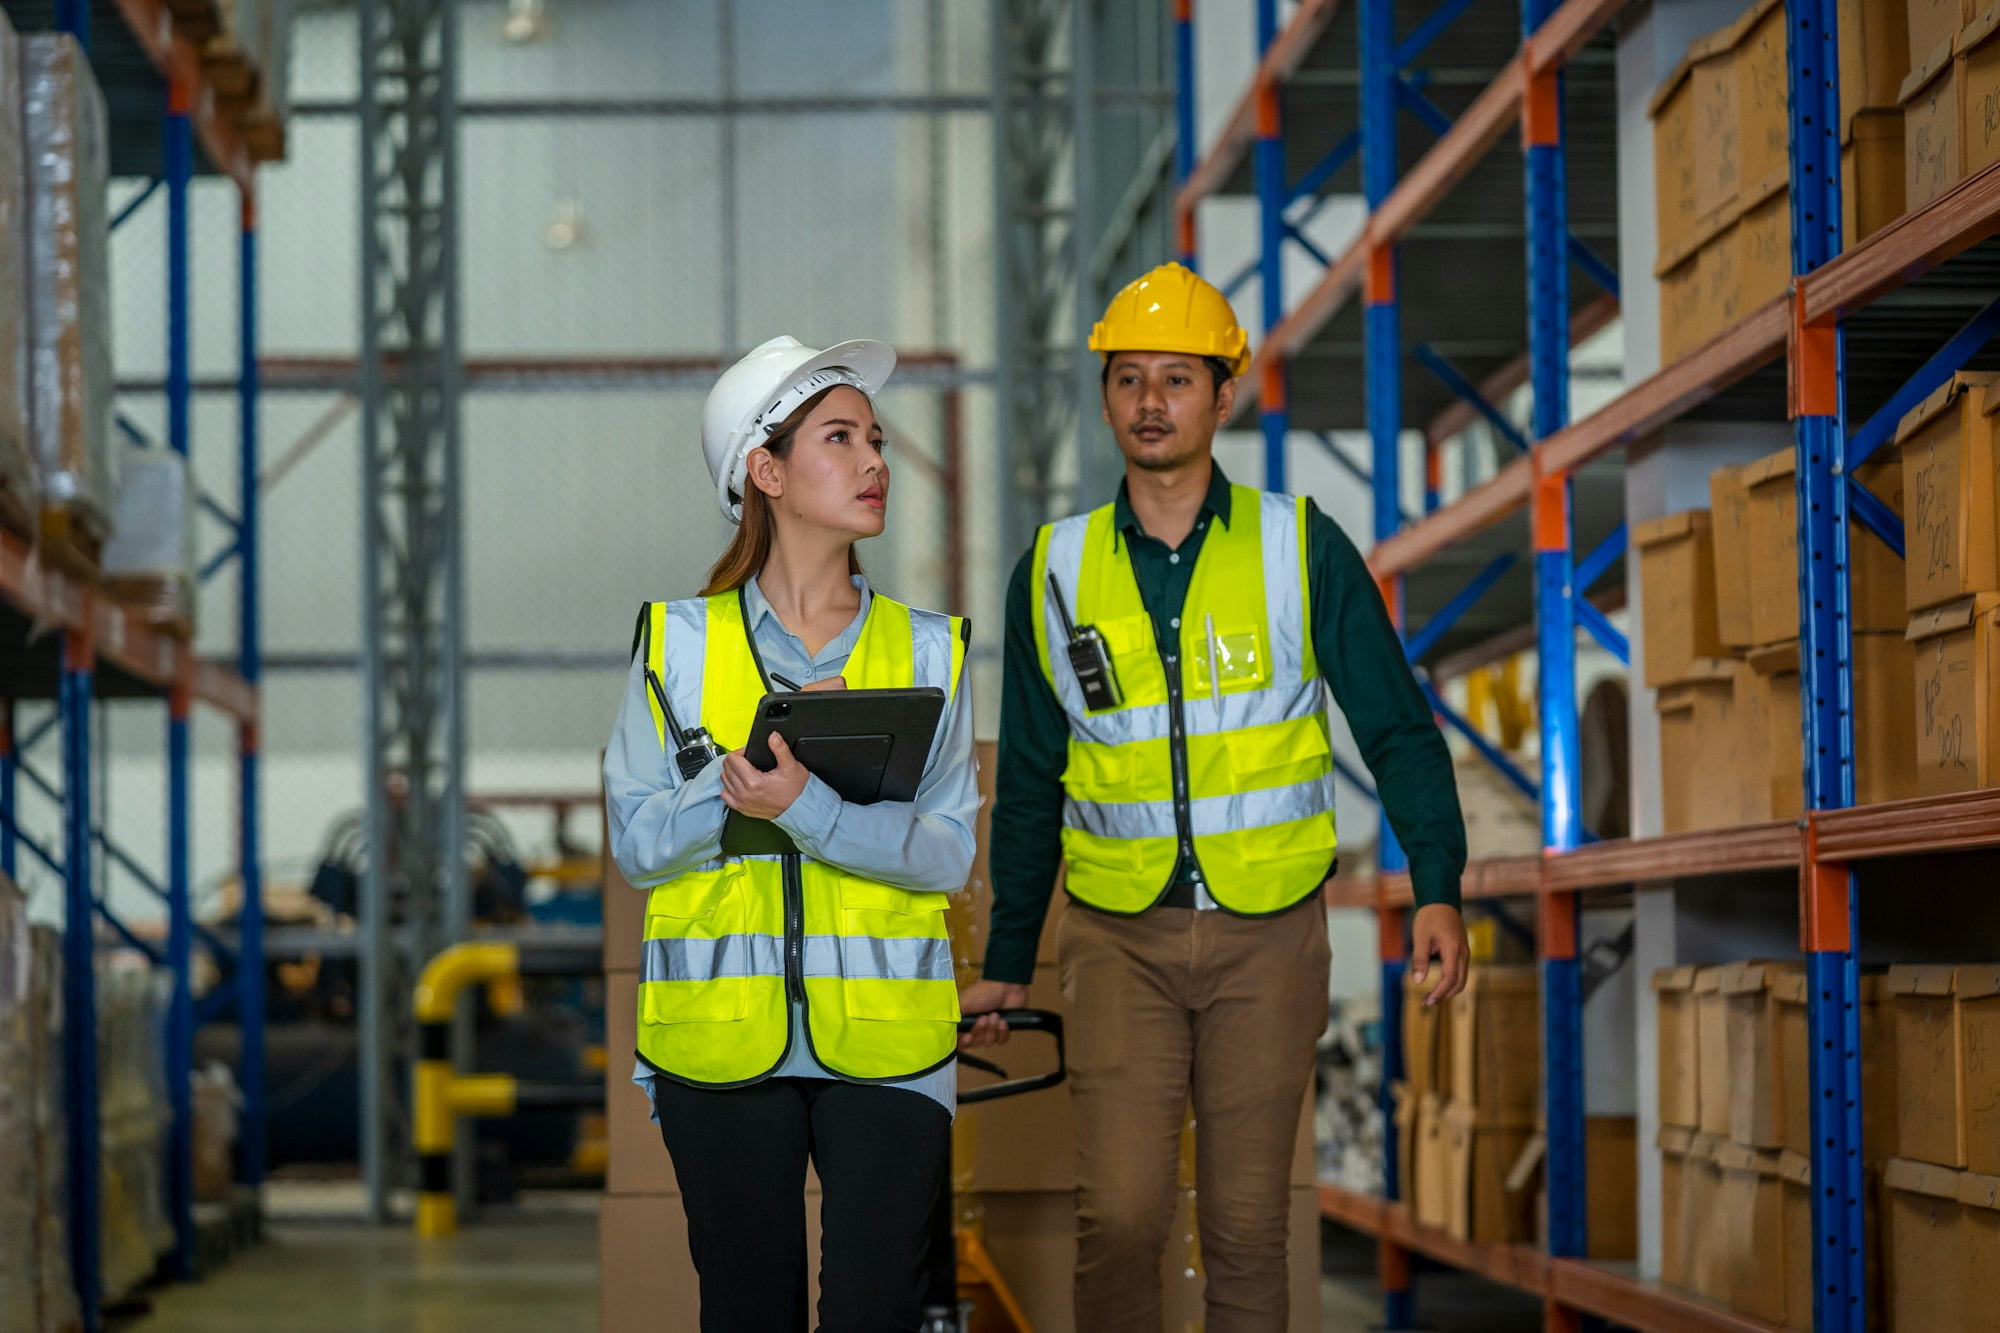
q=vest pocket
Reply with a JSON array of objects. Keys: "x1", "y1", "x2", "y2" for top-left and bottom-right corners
[
  {"x1": 1222, "y1": 719, "x2": 1331, "y2": 787},
  {"x1": 835, "y1": 876, "x2": 957, "y2": 1023},
  {"x1": 640, "y1": 871, "x2": 754, "y2": 1024}
]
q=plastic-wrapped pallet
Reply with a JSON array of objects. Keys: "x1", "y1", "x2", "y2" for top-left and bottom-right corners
[
  {"x1": 97, "y1": 963, "x2": 172, "y2": 1303},
  {"x1": 192, "y1": 1062, "x2": 241, "y2": 1204},
  {"x1": 102, "y1": 448, "x2": 195, "y2": 637},
  {"x1": 0, "y1": 14, "x2": 35, "y2": 537},
  {"x1": 28, "y1": 927, "x2": 78, "y2": 1333},
  {"x1": 0, "y1": 879, "x2": 36, "y2": 1333},
  {"x1": 22, "y1": 33, "x2": 115, "y2": 551}
]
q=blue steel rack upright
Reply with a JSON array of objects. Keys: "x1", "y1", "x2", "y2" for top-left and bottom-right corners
[
  {"x1": 6, "y1": 5, "x2": 271, "y2": 1328},
  {"x1": 1170, "y1": 0, "x2": 2000, "y2": 1328}
]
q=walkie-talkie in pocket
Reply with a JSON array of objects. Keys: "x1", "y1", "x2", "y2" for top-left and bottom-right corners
[{"x1": 1047, "y1": 574, "x2": 1123, "y2": 711}]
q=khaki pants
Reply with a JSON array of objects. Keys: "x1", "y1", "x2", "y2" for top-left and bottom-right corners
[{"x1": 1057, "y1": 892, "x2": 1330, "y2": 1333}]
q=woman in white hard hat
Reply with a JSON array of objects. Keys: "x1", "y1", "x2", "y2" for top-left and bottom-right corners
[{"x1": 603, "y1": 337, "x2": 993, "y2": 1331}]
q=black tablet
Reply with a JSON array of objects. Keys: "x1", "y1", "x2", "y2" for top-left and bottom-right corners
[{"x1": 721, "y1": 687, "x2": 947, "y2": 856}]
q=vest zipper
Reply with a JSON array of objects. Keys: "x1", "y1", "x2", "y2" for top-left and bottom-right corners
[
  {"x1": 783, "y1": 853, "x2": 806, "y2": 1005},
  {"x1": 1164, "y1": 647, "x2": 1196, "y2": 878}
]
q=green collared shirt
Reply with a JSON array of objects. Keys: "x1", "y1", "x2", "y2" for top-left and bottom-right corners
[{"x1": 984, "y1": 463, "x2": 1466, "y2": 985}]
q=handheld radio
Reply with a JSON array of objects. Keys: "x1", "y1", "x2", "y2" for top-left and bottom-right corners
[
  {"x1": 645, "y1": 668, "x2": 726, "y2": 782},
  {"x1": 1047, "y1": 574, "x2": 1123, "y2": 711}
]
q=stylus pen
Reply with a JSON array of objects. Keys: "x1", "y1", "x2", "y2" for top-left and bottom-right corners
[
  {"x1": 1204, "y1": 614, "x2": 1223, "y2": 718},
  {"x1": 769, "y1": 672, "x2": 804, "y2": 692}
]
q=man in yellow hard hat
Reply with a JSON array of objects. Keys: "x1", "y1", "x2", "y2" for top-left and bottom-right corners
[{"x1": 961, "y1": 262, "x2": 1470, "y2": 1329}]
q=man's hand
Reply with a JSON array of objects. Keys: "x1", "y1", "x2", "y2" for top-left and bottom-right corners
[
  {"x1": 1411, "y1": 903, "x2": 1470, "y2": 1007},
  {"x1": 720, "y1": 732, "x2": 810, "y2": 820},
  {"x1": 957, "y1": 979, "x2": 1030, "y2": 1049}
]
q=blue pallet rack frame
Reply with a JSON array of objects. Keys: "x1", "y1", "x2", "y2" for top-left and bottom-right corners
[
  {"x1": 23, "y1": 7, "x2": 267, "y2": 1327},
  {"x1": 1169, "y1": 0, "x2": 2000, "y2": 1327}
]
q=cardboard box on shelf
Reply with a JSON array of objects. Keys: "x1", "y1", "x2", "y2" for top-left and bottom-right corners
[
  {"x1": 1735, "y1": 173, "x2": 1792, "y2": 319},
  {"x1": 1413, "y1": 1093, "x2": 1451, "y2": 1232},
  {"x1": 1965, "y1": 1171, "x2": 2000, "y2": 1310},
  {"x1": 1650, "y1": 43, "x2": 1703, "y2": 265},
  {"x1": 1958, "y1": 5, "x2": 2000, "y2": 177},
  {"x1": 1734, "y1": 0, "x2": 1789, "y2": 192},
  {"x1": 1447, "y1": 966, "x2": 1539, "y2": 1126},
  {"x1": 1691, "y1": 23, "x2": 1743, "y2": 225},
  {"x1": 1696, "y1": 967, "x2": 1732, "y2": 1138},
  {"x1": 1864, "y1": 974, "x2": 1899, "y2": 1167},
  {"x1": 1842, "y1": 0, "x2": 1912, "y2": 126},
  {"x1": 1713, "y1": 1141, "x2": 1789, "y2": 1325},
  {"x1": 1744, "y1": 443, "x2": 1906, "y2": 645},
  {"x1": 1908, "y1": 0, "x2": 1977, "y2": 79},
  {"x1": 1634, "y1": 509, "x2": 1725, "y2": 688},
  {"x1": 1684, "y1": 1134, "x2": 1730, "y2": 1302},
  {"x1": 1657, "y1": 660, "x2": 1747, "y2": 833},
  {"x1": 1708, "y1": 464, "x2": 1756, "y2": 649},
  {"x1": 1585, "y1": 1116, "x2": 1639, "y2": 1262},
  {"x1": 1403, "y1": 966, "x2": 1452, "y2": 1099},
  {"x1": 1748, "y1": 633, "x2": 1918, "y2": 819},
  {"x1": 1844, "y1": 108, "x2": 1908, "y2": 245},
  {"x1": 1960, "y1": 965, "x2": 2000, "y2": 1176},
  {"x1": 1898, "y1": 372, "x2": 2000, "y2": 613},
  {"x1": 1658, "y1": 1126, "x2": 1695, "y2": 1290},
  {"x1": 1700, "y1": 207, "x2": 1746, "y2": 337},
  {"x1": 1440, "y1": 1101, "x2": 1534, "y2": 1246},
  {"x1": 1901, "y1": 35, "x2": 1963, "y2": 212},
  {"x1": 1393, "y1": 1082, "x2": 1416, "y2": 1206},
  {"x1": 1885, "y1": 1157, "x2": 1970, "y2": 1332},
  {"x1": 1723, "y1": 960, "x2": 1809, "y2": 1152},
  {"x1": 1732, "y1": 657, "x2": 1774, "y2": 825},
  {"x1": 1654, "y1": 967, "x2": 1701, "y2": 1130},
  {"x1": 1888, "y1": 964, "x2": 1967, "y2": 1167},
  {"x1": 1780, "y1": 1151, "x2": 1813, "y2": 1331},
  {"x1": 598, "y1": 1188, "x2": 823, "y2": 1333},
  {"x1": 1656, "y1": 234, "x2": 1708, "y2": 365},
  {"x1": 1909, "y1": 594, "x2": 2000, "y2": 794}
]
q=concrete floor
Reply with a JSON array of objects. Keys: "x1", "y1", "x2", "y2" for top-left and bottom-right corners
[{"x1": 116, "y1": 1187, "x2": 1548, "y2": 1333}]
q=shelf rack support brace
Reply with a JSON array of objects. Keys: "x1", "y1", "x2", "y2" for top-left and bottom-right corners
[
  {"x1": 1524, "y1": 0, "x2": 1584, "y2": 1311},
  {"x1": 61, "y1": 624, "x2": 100, "y2": 1332},
  {"x1": 1788, "y1": 1, "x2": 1866, "y2": 1326},
  {"x1": 1362, "y1": 0, "x2": 1414, "y2": 1323},
  {"x1": 237, "y1": 185, "x2": 267, "y2": 1190},
  {"x1": 1412, "y1": 344, "x2": 1531, "y2": 454},
  {"x1": 1174, "y1": 0, "x2": 1196, "y2": 265}
]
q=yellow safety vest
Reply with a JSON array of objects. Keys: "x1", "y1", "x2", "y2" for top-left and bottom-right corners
[
  {"x1": 634, "y1": 589, "x2": 966, "y2": 1086},
  {"x1": 1031, "y1": 486, "x2": 1337, "y2": 915}
]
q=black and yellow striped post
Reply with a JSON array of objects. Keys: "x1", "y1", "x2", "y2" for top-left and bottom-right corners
[{"x1": 411, "y1": 940, "x2": 605, "y2": 1237}]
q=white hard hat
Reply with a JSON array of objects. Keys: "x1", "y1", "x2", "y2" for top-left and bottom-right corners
[{"x1": 702, "y1": 335, "x2": 897, "y2": 523}]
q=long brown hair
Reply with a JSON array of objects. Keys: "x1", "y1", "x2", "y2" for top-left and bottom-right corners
[{"x1": 701, "y1": 385, "x2": 866, "y2": 596}]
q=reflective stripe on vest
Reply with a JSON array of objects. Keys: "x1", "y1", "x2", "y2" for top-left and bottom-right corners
[
  {"x1": 1032, "y1": 487, "x2": 1336, "y2": 915},
  {"x1": 634, "y1": 588, "x2": 965, "y2": 1086}
]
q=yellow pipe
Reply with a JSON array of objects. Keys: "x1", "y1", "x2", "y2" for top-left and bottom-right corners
[
  {"x1": 448, "y1": 1073, "x2": 518, "y2": 1119},
  {"x1": 413, "y1": 941, "x2": 520, "y2": 1023},
  {"x1": 413, "y1": 1061, "x2": 455, "y2": 1155},
  {"x1": 415, "y1": 1193, "x2": 457, "y2": 1239}
]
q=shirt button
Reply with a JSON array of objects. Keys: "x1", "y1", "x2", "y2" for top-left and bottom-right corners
[
  {"x1": 1169, "y1": 552, "x2": 1180, "y2": 565},
  {"x1": 1171, "y1": 617, "x2": 1181, "y2": 629}
]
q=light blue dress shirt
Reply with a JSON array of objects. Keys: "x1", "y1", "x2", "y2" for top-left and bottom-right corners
[{"x1": 604, "y1": 574, "x2": 976, "y2": 1118}]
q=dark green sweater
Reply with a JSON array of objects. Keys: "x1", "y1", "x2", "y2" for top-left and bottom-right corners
[{"x1": 983, "y1": 464, "x2": 1466, "y2": 985}]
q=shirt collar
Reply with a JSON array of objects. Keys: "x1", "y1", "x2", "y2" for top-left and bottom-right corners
[
  {"x1": 1113, "y1": 462, "x2": 1234, "y2": 543},
  {"x1": 742, "y1": 573, "x2": 872, "y2": 634}
]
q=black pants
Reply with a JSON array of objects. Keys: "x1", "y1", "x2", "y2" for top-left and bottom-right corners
[{"x1": 654, "y1": 1076, "x2": 951, "y2": 1333}]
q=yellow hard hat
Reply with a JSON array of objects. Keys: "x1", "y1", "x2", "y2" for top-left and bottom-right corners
[{"x1": 1088, "y1": 262, "x2": 1251, "y2": 378}]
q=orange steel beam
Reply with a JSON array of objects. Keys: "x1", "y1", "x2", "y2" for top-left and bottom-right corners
[
  {"x1": 1803, "y1": 157, "x2": 2000, "y2": 324},
  {"x1": 112, "y1": 0, "x2": 257, "y2": 191},
  {"x1": 1812, "y1": 788, "x2": 2000, "y2": 861},
  {"x1": 1368, "y1": 455, "x2": 1534, "y2": 577},
  {"x1": 1546, "y1": 1258, "x2": 1790, "y2": 1333},
  {"x1": 1523, "y1": 0, "x2": 1630, "y2": 74},
  {"x1": 1171, "y1": 0, "x2": 1344, "y2": 220}
]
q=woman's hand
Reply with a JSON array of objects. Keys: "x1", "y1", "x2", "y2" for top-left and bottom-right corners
[
  {"x1": 957, "y1": 980, "x2": 1030, "y2": 1049},
  {"x1": 721, "y1": 732, "x2": 811, "y2": 820},
  {"x1": 799, "y1": 675, "x2": 846, "y2": 693}
]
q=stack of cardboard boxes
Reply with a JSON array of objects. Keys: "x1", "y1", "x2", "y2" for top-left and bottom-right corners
[
  {"x1": 1900, "y1": 373, "x2": 2000, "y2": 794},
  {"x1": 1395, "y1": 966, "x2": 1638, "y2": 1259},
  {"x1": 600, "y1": 741, "x2": 1323, "y2": 1331},
  {"x1": 1900, "y1": 0, "x2": 2000, "y2": 215},
  {"x1": 1641, "y1": 434, "x2": 1920, "y2": 831},
  {"x1": 1651, "y1": 0, "x2": 1911, "y2": 364},
  {"x1": 1654, "y1": 963, "x2": 1895, "y2": 1328},
  {"x1": 1881, "y1": 964, "x2": 2000, "y2": 1330}
]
